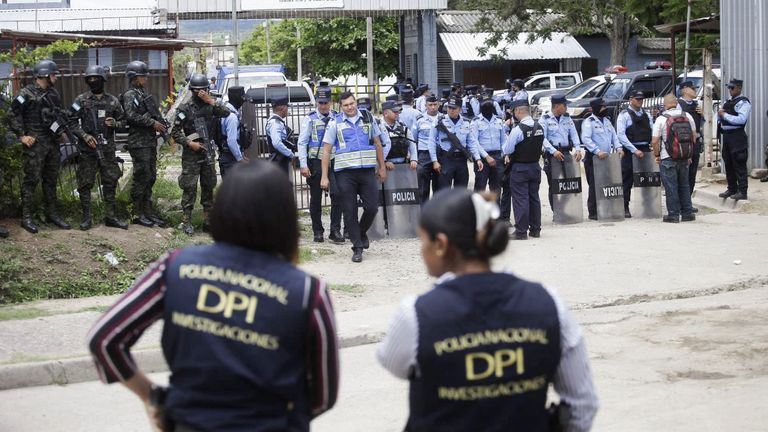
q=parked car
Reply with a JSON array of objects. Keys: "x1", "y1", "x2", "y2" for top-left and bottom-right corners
[
  {"x1": 494, "y1": 71, "x2": 583, "y2": 102},
  {"x1": 566, "y1": 70, "x2": 674, "y2": 132},
  {"x1": 675, "y1": 68, "x2": 722, "y2": 99},
  {"x1": 215, "y1": 64, "x2": 287, "y2": 102},
  {"x1": 535, "y1": 74, "x2": 614, "y2": 116}
]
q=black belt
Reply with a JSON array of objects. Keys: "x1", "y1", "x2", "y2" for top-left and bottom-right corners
[
  {"x1": 418, "y1": 150, "x2": 430, "y2": 155},
  {"x1": 485, "y1": 150, "x2": 502, "y2": 156},
  {"x1": 722, "y1": 128, "x2": 745, "y2": 134},
  {"x1": 447, "y1": 151, "x2": 467, "y2": 159}
]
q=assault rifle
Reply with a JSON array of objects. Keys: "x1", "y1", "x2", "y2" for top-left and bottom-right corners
[
  {"x1": 41, "y1": 91, "x2": 79, "y2": 156},
  {"x1": 143, "y1": 93, "x2": 170, "y2": 143},
  {"x1": 188, "y1": 117, "x2": 216, "y2": 166},
  {"x1": 435, "y1": 120, "x2": 473, "y2": 162}
]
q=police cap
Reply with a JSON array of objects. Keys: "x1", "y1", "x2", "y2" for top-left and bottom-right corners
[
  {"x1": 382, "y1": 101, "x2": 402, "y2": 112},
  {"x1": 479, "y1": 93, "x2": 493, "y2": 105},
  {"x1": 426, "y1": 95, "x2": 438, "y2": 103},
  {"x1": 271, "y1": 96, "x2": 289, "y2": 108},
  {"x1": 550, "y1": 94, "x2": 568, "y2": 105},
  {"x1": 446, "y1": 95, "x2": 462, "y2": 109},
  {"x1": 400, "y1": 88, "x2": 414, "y2": 101},
  {"x1": 440, "y1": 88, "x2": 452, "y2": 98},
  {"x1": 629, "y1": 90, "x2": 645, "y2": 100},
  {"x1": 679, "y1": 80, "x2": 695, "y2": 89},
  {"x1": 726, "y1": 78, "x2": 743, "y2": 88},
  {"x1": 512, "y1": 79, "x2": 525, "y2": 88},
  {"x1": 357, "y1": 97, "x2": 372, "y2": 110},
  {"x1": 315, "y1": 86, "x2": 332, "y2": 103},
  {"x1": 465, "y1": 84, "x2": 479, "y2": 93}
]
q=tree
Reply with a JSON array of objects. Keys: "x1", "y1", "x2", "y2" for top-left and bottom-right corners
[
  {"x1": 239, "y1": 17, "x2": 400, "y2": 81},
  {"x1": 454, "y1": 0, "x2": 646, "y2": 66}
]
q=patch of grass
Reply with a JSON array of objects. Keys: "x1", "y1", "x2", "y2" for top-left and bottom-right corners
[
  {"x1": 299, "y1": 247, "x2": 334, "y2": 263},
  {"x1": 330, "y1": 283, "x2": 366, "y2": 294},
  {"x1": 0, "y1": 307, "x2": 49, "y2": 321}
]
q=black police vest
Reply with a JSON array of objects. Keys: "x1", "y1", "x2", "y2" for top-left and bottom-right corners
[
  {"x1": 677, "y1": 99, "x2": 702, "y2": 133},
  {"x1": 511, "y1": 123, "x2": 545, "y2": 163},
  {"x1": 161, "y1": 243, "x2": 316, "y2": 432},
  {"x1": 408, "y1": 273, "x2": 561, "y2": 432},
  {"x1": 266, "y1": 115, "x2": 295, "y2": 153},
  {"x1": 721, "y1": 96, "x2": 749, "y2": 128},
  {"x1": 624, "y1": 109, "x2": 652, "y2": 143},
  {"x1": 385, "y1": 121, "x2": 409, "y2": 160}
]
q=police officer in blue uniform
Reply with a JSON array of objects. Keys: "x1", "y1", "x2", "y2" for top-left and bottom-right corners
[
  {"x1": 377, "y1": 188, "x2": 598, "y2": 432},
  {"x1": 88, "y1": 161, "x2": 340, "y2": 432},
  {"x1": 582, "y1": 98, "x2": 622, "y2": 220},
  {"x1": 461, "y1": 85, "x2": 481, "y2": 119},
  {"x1": 616, "y1": 90, "x2": 653, "y2": 217},
  {"x1": 471, "y1": 93, "x2": 508, "y2": 208},
  {"x1": 429, "y1": 95, "x2": 484, "y2": 190},
  {"x1": 399, "y1": 87, "x2": 420, "y2": 131},
  {"x1": 414, "y1": 84, "x2": 430, "y2": 113},
  {"x1": 512, "y1": 79, "x2": 529, "y2": 102},
  {"x1": 540, "y1": 94, "x2": 582, "y2": 209},
  {"x1": 413, "y1": 95, "x2": 441, "y2": 203},
  {"x1": 357, "y1": 96, "x2": 372, "y2": 112},
  {"x1": 218, "y1": 86, "x2": 246, "y2": 177},
  {"x1": 320, "y1": 91, "x2": 388, "y2": 263},
  {"x1": 717, "y1": 78, "x2": 752, "y2": 200},
  {"x1": 504, "y1": 100, "x2": 545, "y2": 240},
  {"x1": 266, "y1": 96, "x2": 294, "y2": 174},
  {"x1": 379, "y1": 101, "x2": 418, "y2": 169},
  {"x1": 298, "y1": 86, "x2": 344, "y2": 243}
]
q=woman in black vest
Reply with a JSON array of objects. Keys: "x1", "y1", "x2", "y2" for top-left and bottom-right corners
[
  {"x1": 88, "y1": 161, "x2": 339, "y2": 432},
  {"x1": 377, "y1": 188, "x2": 598, "y2": 432}
]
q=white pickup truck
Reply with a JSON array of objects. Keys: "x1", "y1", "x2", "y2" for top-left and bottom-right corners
[{"x1": 494, "y1": 71, "x2": 583, "y2": 102}]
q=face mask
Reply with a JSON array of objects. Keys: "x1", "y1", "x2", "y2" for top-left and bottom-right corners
[
  {"x1": 596, "y1": 109, "x2": 609, "y2": 118},
  {"x1": 480, "y1": 103, "x2": 495, "y2": 119},
  {"x1": 229, "y1": 94, "x2": 244, "y2": 110},
  {"x1": 88, "y1": 79, "x2": 104, "y2": 94}
]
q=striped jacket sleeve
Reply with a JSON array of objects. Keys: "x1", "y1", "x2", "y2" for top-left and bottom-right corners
[
  {"x1": 305, "y1": 276, "x2": 340, "y2": 417},
  {"x1": 86, "y1": 250, "x2": 176, "y2": 384}
]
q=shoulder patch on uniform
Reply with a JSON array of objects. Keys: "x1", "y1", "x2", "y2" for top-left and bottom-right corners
[
  {"x1": 15, "y1": 95, "x2": 26, "y2": 105},
  {"x1": 543, "y1": 114, "x2": 550, "y2": 119},
  {"x1": 178, "y1": 112, "x2": 186, "y2": 120},
  {"x1": 71, "y1": 101, "x2": 81, "y2": 112}
]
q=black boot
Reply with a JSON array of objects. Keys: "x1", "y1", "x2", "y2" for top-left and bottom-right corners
[
  {"x1": 105, "y1": 216, "x2": 129, "y2": 230},
  {"x1": 181, "y1": 213, "x2": 194, "y2": 236},
  {"x1": 21, "y1": 217, "x2": 38, "y2": 234},
  {"x1": 46, "y1": 214, "x2": 71, "y2": 230},
  {"x1": 133, "y1": 214, "x2": 155, "y2": 227},
  {"x1": 145, "y1": 202, "x2": 167, "y2": 228},
  {"x1": 79, "y1": 200, "x2": 92, "y2": 231},
  {"x1": 328, "y1": 230, "x2": 345, "y2": 243},
  {"x1": 0, "y1": 226, "x2": 9, "y2": 238}
]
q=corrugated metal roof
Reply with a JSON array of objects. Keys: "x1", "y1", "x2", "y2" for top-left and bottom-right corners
[
  {"x1": 437, "y1": 10, "x2": 560, "y2": 33},
  {"x1": 0, "y1": 8, "x2": 174, "y2": 33},
  {"x1": 637, "y1": 38, "x2": 671, "y2": 51},
  {"x1": 158, "y1": 0, "x2": 446, "y2": 14},
  {"x1": 439, "y1": 32, "x2": 589, "y2": 62},
  {"x1": 720, "y1": 1, "x2": 767, "y2": 170}
]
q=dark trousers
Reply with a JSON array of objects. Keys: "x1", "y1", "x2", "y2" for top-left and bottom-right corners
[
  {"x1": 218, "y1": 151, "x2": 237, "y2": 177},
  {"x1": 688, "y1": 140, "x2": 701, "y2": 195},
  {"x1": 474, "y1": 151, "x2": 504, "y2": 193},
  {"x1": 499, "y1": 172, "x2": 512, "y2": 223},
  {"x1": 308, "y1": 158, "x2": 343, "y2": 235},
  {"x1": 660, "y1": 159, "x2": 693, "y2": 217},
  {"x1": 621, "y1": 144, "x2": 650, "y2": 210},
  {"x1": 722, "y1": 130, "x2": 749, "y2": 195},
  {"x1": 270, "y1": 153, "x2": 291, "y2": 174},
  {"x1": 509, "y1": 162, "x2": 542, "y2": 236},
  {"x1": 584, "y1": 152, "x2": 597, "y2": 217},
  {"x1": 21, "y1": 138, "x2": 60, "y2": 217},
  {"x1": 438, "y1": 155, "x2": 469, "y2": 190},
  {"x1": 336, "y1": 168, "x2": 378, "y2": 251},
  {"x1": 417, "y1": 150, "x2": 439, "y2": 204}
]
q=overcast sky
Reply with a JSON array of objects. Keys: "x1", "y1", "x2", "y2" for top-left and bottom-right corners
[{"x1": 70, "y1": 0, "x2": 156, "y2": 8}]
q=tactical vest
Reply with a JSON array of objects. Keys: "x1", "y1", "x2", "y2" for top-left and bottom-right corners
[
  {"x1": 162, "y1": 243, "x2": 317, "y2": 432},
  {"x1": 678, "y1": 98, "x2": 702, "y2": 133},
  {"x1": 266, "y1": 115, "x2": 293, "y2": 154},
  {"x1": 179, "y1": 100, "x2": 217, "y2": 154},
  {"x1": 385, "y1": 120, "x2": 409, "y2": 160},
  {"x1": 13, "y1": 85, "x2": 54, "y2": 136},
  {"x1": 624, "y1": 108, "x2": 652, "y2": 143},
  {"x1": 408, "y1": 273, "x2": 561, "y2": 432},
  {"x1": 511, "y1": 123, "x2": 545, "y2": 163},
  {"x1": 333, "y1": 110, "x2": 377, "y2": 171},
  {"x1": 307, "y1": 110, "x2": 335, "y2": 159},
  {"x1": 720, "y1": 96, "x2": 749, "y2": 129}
]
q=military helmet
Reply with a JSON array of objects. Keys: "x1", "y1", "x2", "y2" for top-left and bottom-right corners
[
  {"x1": 188, "y1": 73, "x2": 210, "y2": 90},
  {"x1": 125, "y1": 61, "x2": 149, "y2": 80},
  {"x1": 33, "y1": 60, "x2": 59, "y2": 78},
  {"x1": 85, "y1": 65, "x2": 108, "y2": 81}
]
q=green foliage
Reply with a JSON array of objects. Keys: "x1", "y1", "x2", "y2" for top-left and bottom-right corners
[
  {"x1": 239, "y1": 17, "x2": 400, "y2": 81},
  {"x1": 0, "y1": 39, "x2": 89, "y2": 69}
]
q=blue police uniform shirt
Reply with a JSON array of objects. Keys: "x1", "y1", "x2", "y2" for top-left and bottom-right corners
[
  {"x1": 221, "y1": 102, "x2": 243, "y2": 161},
  {"x1": 719, "y1": 96, "x2": 752, "y2": 130},
  {"x1": 616, "y1": 107, "x2": 653, "y2": 153},
  {"x1": 513, "y1": 89, "x2": 529, "y2": 102},
  {"x1": 413, "y1": 113, "x2": 440, "y2": 151},
  {"x1": 539, "y1": 112, "x2": 581, "y2": 154},
  {"x1": 379, "y1": 118, "x2": 417, "y2": 163},
  {"x1": 266, "y1": 114, "x2": 292, "y2": 157},
  {"x1": 581, "y1": 114, "x2": 621, "y2": 154},
  {"x1": 471, "y1": 114, "x2": 507, "y2": 158},
  {"x1": 504, "y1": 116, "x2": 550, "y2": 155},
  {"x1": 415, "y1": 95, "x2": 427, "y2": 113},
  {"x1": 461, "y1": 95, "x2": 480, "y2": 118},
  {"x1": 428, "y1": 115, "x2": 481, "y2": 162},
  {"x1": 322, "y1": 109, "x2": 382, "y2": 171},
  {"x1": 297, "y1": 109, "x2": 336, "y2": 169},
  {"x1": 399, "y1": 104, "x2": 419, "y2": 130}
]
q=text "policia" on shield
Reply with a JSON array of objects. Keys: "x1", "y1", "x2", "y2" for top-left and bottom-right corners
[
  {"x1": 552, "y1": 178, "x2": 582, "y2": 194},
  {"x1": 383, "y1": 188, "x2": 420, "y2": 206},
  {"x1": 600, "y1": 184, "x2": 624, "y2": 200}
]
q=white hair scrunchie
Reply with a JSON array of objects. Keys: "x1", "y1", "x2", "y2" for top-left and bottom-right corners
[{"x1": 471, "y1": 193, "x2": 500, "y2": 233}]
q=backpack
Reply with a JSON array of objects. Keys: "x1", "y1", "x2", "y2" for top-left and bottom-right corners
[{"x1": 662, "y1": 113, "x2": 694, "y2": 160}]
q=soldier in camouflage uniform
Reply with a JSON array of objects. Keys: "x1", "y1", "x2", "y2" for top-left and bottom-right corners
[
  {"x1": 69, "y1": 65, "x2": 129, "y2": 231},
  {"x1": 9, "y1": 60, "x2": 72, "y2": 233},
  {"x1": 121, "y1": 60, "x2": 167, "y2": 227},
  {"x1": 171, "y1": 74, "x2": 229, "y2": 235}
]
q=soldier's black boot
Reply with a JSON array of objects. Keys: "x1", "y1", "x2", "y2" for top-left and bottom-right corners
[
  {"x1": 104, "y1": 203, "x2": 128, "y2": 230},
  {"x1": 328, "y1": 230, "x2": 344, "y2": 243},
  {"x1": 21, "y1": 217, "x2": 38, "y2": 234},
  {"x1": 0, "y1": 226, "x2": 9, "y2": 238},
  {"x1": 79, "y1": 212, "x2": 92, "y2": 231},
  {"x1": 46, "y1": 213, "x2": 71, "y2": 230},
  {"x1": 181, "y1": 213, "x2": 194, "y2": 236},
  {"x1": 132, "y1": 201, "x2": 154, "y2": 227},
  {"x1": 145, "y1": 202, "x2": 167, "y2": 228}
]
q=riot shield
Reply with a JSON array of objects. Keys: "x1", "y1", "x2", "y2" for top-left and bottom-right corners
[
  {"x1": 630, "y1": 152, "x2": 662, "y2": 219},
  {"x1": 550, "y1": 153, "x2": 584, "y2": 224},
  {"x1": 367, "y1": 164, "x2": 420, "y2": 239},
  {"x1": 593, "y1": 152, "x2": 625, "y2": 221}
]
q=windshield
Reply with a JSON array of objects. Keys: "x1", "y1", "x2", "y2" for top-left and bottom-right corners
[
  {"x1": 224, "y1": 75, "x2": 286, "y2": 93},
  {"x1": 566, "y1": 79, "x2": 600, "y2": 98},
  {"x1": 601, "y1": 78, "x2": 631, "y2": 100}
]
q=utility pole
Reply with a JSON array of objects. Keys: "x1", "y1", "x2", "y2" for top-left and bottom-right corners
[
  {"x1": 265, "y1": 20, "x2": 272, "y2": 63},
  {"x1": 366, "y1": 17, "x2": 375, "y2": 110},
  {"x1": 683, "y1": 0, "x2": 692, "y2": 81},
  {"x1": 232, "y1": 0, "x2": 239, "y2": 86},
  {"x1": 296, "y1": 24, "x2": 302, "y2": 81},
  {"x1": 701, "y1": 48, "x2": 716, "y2": 175}
]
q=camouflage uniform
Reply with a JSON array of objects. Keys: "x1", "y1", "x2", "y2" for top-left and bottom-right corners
[
  {"x1": 122, "y1": 84, "x2": 160, "y2": 220},
  {"x1": 9, "y1": 84, "x2": 66, "y2": 223},
  {"x1": 171, "y1": 97, "x2": 229, "y2": 229},
  {"x1": 70, "y1": 91, "x2": 125, "y2": 222}
]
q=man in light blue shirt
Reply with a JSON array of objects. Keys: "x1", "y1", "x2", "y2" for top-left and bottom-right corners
[
  {"x1": 414, "y1": 84, "x2": 430, "y2": 113},
  {"x1": 461, "y1": 85, "x2": 480, "y2": 119},
  {"x1": 471, "y1": 93, "x2": 510, "y2": 222},
  {"x1": 413, "y1": 96, "x2": 441, "y2": 203},
  {"x1": 540, "y1": 94, "x2": 582, "y2": 209},
  {"x1": 266, "y1": 96, "x2": 294, "y2": 174},
  {"x1": 616, "y1": 91, "x2": 652, "y2": 217},
  {"x1": 218, "y1": 86, "x2": 246, "y2": 177},
  {"x1": 581, "y1": 98, "x2": 622, "y2": 220},
  {"x1": 399, "y1": 88, "x2": 419, "y2": 130},
  {"x1": 379, "y1": 101, "x2": 417, "y2": 169},
  {"x1": 429, "y1": 95, "x2": 484, "y2": 190},
  {"x1": 717, "y1": 78, "x2": 752, "y2": 200}
]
